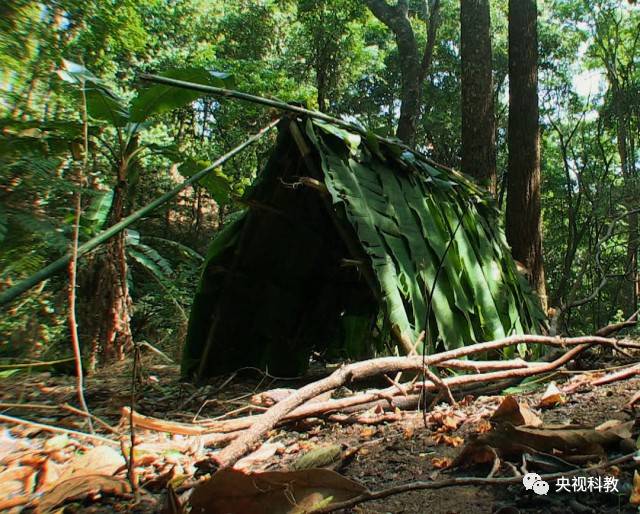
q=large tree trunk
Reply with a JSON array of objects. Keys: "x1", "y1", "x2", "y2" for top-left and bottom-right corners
[
  {"x1": 616, "y1": 111, "x2": 638, "y2": 316},
  {"x1": 505, "y1": 0, "x2": 547, "y2": 309},
  {"x1": 365, "y1": 0, "x2": 440, "y2": 146},
  {"x1": 80, "y1": 169, "x2": 133, "y2": 371},
  {"x1": 460, "y1": 0, "x2": 496, "y2": 194}
]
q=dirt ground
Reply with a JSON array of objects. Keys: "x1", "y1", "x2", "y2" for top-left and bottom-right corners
[{"x1": 0, "y1": 349, "x2": 638, "y2": 514}]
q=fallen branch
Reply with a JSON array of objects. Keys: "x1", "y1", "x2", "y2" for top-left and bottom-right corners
[
  {"x1": 121, "y1": 407, "x2": 241, "y2": 446},
  {"x1": 315, "y1": 451, "x2": 637, "y2": 513},
  {"x1": 212, "y1": 335, "x2": 615, "y2": 468},
  {"x1": 591, "y1": 362, "x2": 640, "y2": 386},
  {"x1": 123, "y1": 407, "x2": 210, "y2": 436},
  {"x1": 595, "y1": 307, "x2": 640, "y2": 336},
  {"x1": 0, "y1": 413, "x2": 118, "y2": 446}
]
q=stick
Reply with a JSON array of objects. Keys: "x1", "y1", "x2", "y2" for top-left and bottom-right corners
[
  {"x1": 315, "y1": 451, "x2": 637, "y2": 513},
  {"x1": 0, "y1": 357, "x2": 76, "y2": 370},
  {"x1": 0, "y1": 413, "x2": 118, "y2": 446},
  {"x1": 212, "y1": 335, "x2": 612, "y2": 468},
  {"x1": 0, "y1": 402, "x2": 117, "y2": 434}
]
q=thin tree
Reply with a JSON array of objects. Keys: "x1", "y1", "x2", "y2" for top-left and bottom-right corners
[
  {"x1": 460, "y1": 0, "x2": 496, "y2": 194},
  {"x1": 68, "y1": 76, "x2": 93, "y2": 432},
  {"x1": 505, "y1": 0, "x2": 547, "y2": 307},
  {"x1": 364, "y1": 0, "x2": 441, "y2": 146}
]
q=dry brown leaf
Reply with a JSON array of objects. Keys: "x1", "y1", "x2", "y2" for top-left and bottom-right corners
[
  {"x1": 359, "y1": 427, "x2": 377, "y2": 439},
  {"x1": 36, "y1": 474, "x2": 131, "y2": 513},
  {"x1": 56, "y1": 446, "x2": 125, "y2": 483},
  {"x1": 453, "y1": 419, "x2": 634, "y2": 467},
  {"x1": 428, "y1": 411, "x2": 465, "y2": 431},
  {"x1": 0, "y1": 493, "x2": 31, "y2": 511},
  {"x1": 36, "y1": 459, "x2": 62, "y2": 493},
  {"x1": 490, "y1": 396, "x2": 542, "y2": 427},
  {"x1": 431, "y1": 457, "x2": 453, "y2": 469},
  {"x1": 595, "y1": 419, "x2": 633, "y2": 439},
  {"x1": 433, "y1": 433, "x2": 464, "y2": 448},
  {"x1": 451, "y1": 442, "x2": 497, "y2": 468},
  {"x1": 233, "y1": 442, "x2": 285, "y2": 471},
  {"x1": 0, "y1": 430, "x2": 31, "y2": 464},
  {"x1": 474, "y1": 420, "x2": 492, "y2": 434},
  {"x1": 188, "y1": 468, "x2": 367, "y2": 514},
  {"x1": 630, "y1": 471, "x2": 640, "y2": 505},
  {"x1": 538, "y1": 382, "x2": 565, "y2": 408}
]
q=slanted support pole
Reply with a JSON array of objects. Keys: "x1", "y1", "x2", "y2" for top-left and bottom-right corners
[
  {"x1": 139, "y1": 73, "x2": 458, "y2": 178},
  {"x1": 0, "y1": 120, "x2": 279, "y2": 307}
]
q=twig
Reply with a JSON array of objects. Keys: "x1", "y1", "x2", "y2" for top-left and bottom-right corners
[
  {"x1": 0, "y1": 402, "x2": 117, "y2": 434},
  {"x1": 137, "y1": 341, "x2": 174, "y2": 363},
  {"x1": 315, "y1": 451, "x2": 637, "y2": 512},
  {"x1": 60, "y1": 403, "x2": 118, "y2": 434},
  {"x1": 0, "y1": 357, "x2": 76, "y2": 370},
  {"x1": 0, "y1": 413, "x2": 118, "y2": 446},
  {"x1": 127, "y1": 344, "x2": 141, "y2": 496}
]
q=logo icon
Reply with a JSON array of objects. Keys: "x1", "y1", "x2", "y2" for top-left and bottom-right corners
[{"x1": 523, "y1": 472, "x2": 549, "y2": 495}]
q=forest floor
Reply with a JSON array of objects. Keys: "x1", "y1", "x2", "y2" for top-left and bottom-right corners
[{"x1": 0, "y1": 347, "x2": 639, "y2": 514}]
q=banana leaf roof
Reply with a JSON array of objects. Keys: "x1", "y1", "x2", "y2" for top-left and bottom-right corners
[{"x1": 182, "y1": 117, "x2": 544, "y2": 379}]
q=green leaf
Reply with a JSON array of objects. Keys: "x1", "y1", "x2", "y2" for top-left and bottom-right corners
[
  {"x1": 0, "y1": 205, "x2": 7, "y2": 244},
  {"x1": 130, "y1": 68, "x2": 233, "y2": 122},
  {"x1": 84, "y1": 84, "x2": 129, "y2": 126},
  {"x1": 128, "y1": 243, "x2": 173, "y2": 283},
  {"x1": 146, "y1": 143, "x2": 182, "y2": 162},
  {"x1": 313, "y1": 120, "x2": 361, "y2": 153},
  {"x1": 125, "y1": 229, "x2": 141, "y2": 246},
  {"x1": 57, "y1": 59, "x2": 100, "y2": 85},
  {"x1": 179, "y1": 159, "x2": 231, "y2": 204},
  {"x1": 83, "y1": 190, "x2": 113, "y2": 234}
]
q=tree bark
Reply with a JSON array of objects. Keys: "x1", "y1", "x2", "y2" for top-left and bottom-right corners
[
  {"x1": 460, "y1": 0, "x2": 496, "y2": 194},
  {"x1": 365, "y1": 0, "x2": 441, "y2": 146},
  {"x1": 80, "y1": 168, "x2": 133, "y2": 371},
  {"x1": 505, "y1": 0, "x2": 547, "y2": 308},
  {"x1": 616, "y1": 108, "x2": 638, "y2": 316}
]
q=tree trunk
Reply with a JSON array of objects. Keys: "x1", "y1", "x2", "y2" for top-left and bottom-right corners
[
  {"x1": 80, "y1": 172, "x2": 133, "y2": 371},
  {"x1": 616, "y1": 113, "x2": 638, "y2": 316},
  {"x1": 505, "y1": 0, "x2": 547, "y2": 309},
  {"x1": 460, "y1": 0, "x2": 496, "y2": 194},
  {"x1": 365, "y1": 0, "x2": 441, "y2": 146}
]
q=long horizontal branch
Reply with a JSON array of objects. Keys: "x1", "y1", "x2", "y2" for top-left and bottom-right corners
[
  {"x1": 138, "y1": 73, "x2": 458, "y2": 176},
  {"x1": 212, "y1": 335, "x2": 617, "y2": 468}
]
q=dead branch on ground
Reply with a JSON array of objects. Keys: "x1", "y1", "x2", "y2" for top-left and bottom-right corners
[{"x1": 211, "y1": 334, "x2": 623, "y2": 468}]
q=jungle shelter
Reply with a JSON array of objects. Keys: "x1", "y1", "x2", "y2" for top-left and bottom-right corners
[{"x1": 182, "y1": 117, "x2": 545, "y2": 379}]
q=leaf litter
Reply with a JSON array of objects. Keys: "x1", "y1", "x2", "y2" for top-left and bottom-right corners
[{"x1": 0, "y1": 352, "x2": 638, "y2": 513}]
